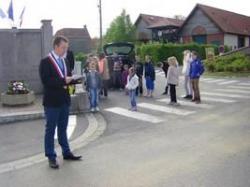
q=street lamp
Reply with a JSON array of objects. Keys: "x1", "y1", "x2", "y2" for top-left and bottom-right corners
[{"x1": 98, "y1": 0, "x2": 103, "y2": 52}]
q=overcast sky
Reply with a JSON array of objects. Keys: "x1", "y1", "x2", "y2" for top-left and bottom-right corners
[{"x1": 0, "y1": 0, "x2": 249, "y2": 38}]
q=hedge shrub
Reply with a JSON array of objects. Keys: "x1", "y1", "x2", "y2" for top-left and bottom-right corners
[
  {"x1": 136, "y1": 43, "x2": 219, "y2": 65},
  {"x1": 204, "y1": 52, "x2": 250, "y2": 72}
]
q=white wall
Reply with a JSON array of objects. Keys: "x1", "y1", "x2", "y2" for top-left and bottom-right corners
[
  {"x1": 224, "y1": 34, "x2": 238, "y2": 49},
  {"x1": 245, "y1": 36, "x2": 249, "y2": 47}
]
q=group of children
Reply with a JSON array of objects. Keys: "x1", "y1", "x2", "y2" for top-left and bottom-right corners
[
  {"x1": 162, "y1": 50, "x2": 204, "y2": 105},
  {"x1": 84, "y1": 55, "x2": 140, "y2": 112},
  {"x1": 84, "y1": 50, "x2": 204, "y2": 113}
]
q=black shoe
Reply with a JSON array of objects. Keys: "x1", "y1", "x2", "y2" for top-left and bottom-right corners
[
  {"x1": 48, "y1": 159, "x2": 59, "y2": 169},
  {"x1": 63, "y1": 153, "x2": 82, "y2": 161},
  {"x1": 162, "y1": 92, "x2": 168, "y2": 95},
  {"x1": 187, "y1": 95, "x2": 193, "y2": 99},
  {"x1": 182, "y1": 95, "x2": 189, "y2": 99}
]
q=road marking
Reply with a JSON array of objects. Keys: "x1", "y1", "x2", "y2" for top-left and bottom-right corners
[
  {"x1": 216, "y1": 89, "x2": 250, "y2": 94},
  {"x1": 157, "y1": 99, "x2": 213, "y2": 109},
  {"x1": 201, "y1": 78, "x2": 214, "y2": 81},
  {"x1": 205, "y1": 79, "x2": 227, "y2": 83},
  {"x1": 54, "y1": 115, "x2": 77, "y2": 140},
  {"x1": 201, "y1": 97, "x2": 236, "y2": 103},
  {"x1": 228, "y1": 86, "x2": 250, "y2": 90},
  {"x1": 202, "y1": 92, "x2": 249, "y2": 99},
  {"x1": 137, "y1": 103, "x2": 196, "y2": 116},
  {"x1": 0, "y1": 113, "x2": 107, "y2": 174},
  {"x1": 238, "y1": 83, "x2": 250, "y2": 86},
  {"x1": 105, "y1": 107, "x2": 164, "y2": 123},
  {"x1": 218, "y1": 80, "x2": 239, "y2": 85}
]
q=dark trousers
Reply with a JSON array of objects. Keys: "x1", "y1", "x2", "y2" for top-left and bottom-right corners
[
  {"x1": 164, "y1": 84, "x2": 169, "y2": 94},
  {"x1": 112, "y1": 71, "x2": 122, "y2": 89},
  {"x1": 44, "y1": 104, "x2": 71, "y2": 160},
  {"x1": 169, "y1": 84, "x2": 177, "y2": 103},
  {"x1": 100, "y1": 80, "x2": 109, "y2": 97},
  {"x1": 191, "y1": 78, "x2": 200, "y2": 101},
  {"x1": 136, "y1": 77, "x2": 143, "y2": 95}
]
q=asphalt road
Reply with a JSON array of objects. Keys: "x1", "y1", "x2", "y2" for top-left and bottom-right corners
[{"x1": 0, "y1": 72, "x2": 250, "y2": 187}]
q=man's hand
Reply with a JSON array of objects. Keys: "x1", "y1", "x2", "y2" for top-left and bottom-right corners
[{"x1": 65, "y1": 76, "x2": 73, "y2": 84}]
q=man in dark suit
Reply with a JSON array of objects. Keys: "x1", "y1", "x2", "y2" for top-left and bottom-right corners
[{"x1": 39, "y1": 36, "x2": 82, "y2": 169}]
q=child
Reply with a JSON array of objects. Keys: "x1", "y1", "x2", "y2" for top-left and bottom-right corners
[
  {"x1": 190, "y1": 51, "x2": 205, "y2": 104},
  {"x1": 161, "y1": 60, "x2": 169, "y2": 95},
  {"x1": 166, "y1": 56, "x2": 180, "y2": 106},
  {"x1": 86, "y1": 58, "x2": 102, "y2": 112},
  {"x1": 144, "y1": 55, "x2": 155, "y2": 98},
  {"x1": 112, "y1": 56, "x2": 122, "y2": 90},
  {"x1": 126, "y1": 67, "x2": 139, "y2": 111},
  {"x1": 122, "y1": 64, "x2": 129, "y2": 94},
  {"x1": 182, "y1": 50, "x2": 193, "y2": 99}
]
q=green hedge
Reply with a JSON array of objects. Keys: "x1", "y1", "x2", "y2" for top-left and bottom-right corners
[
  {"x1": 136, "y1": 43, "x2": 219, "y2": 65},
  {"x1": 204, "y1": 52, "x2": 250, "y2": 72},
  {"x1": 75, "y1": 52, "x2": 87, "y2": 63}
]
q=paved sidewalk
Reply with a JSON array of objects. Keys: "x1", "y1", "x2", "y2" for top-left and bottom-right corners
[{"x1": 0, "y1": 95, "x2": 44, "y2": 124}]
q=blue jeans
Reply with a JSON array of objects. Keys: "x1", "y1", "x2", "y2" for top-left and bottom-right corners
[
  {"x1": 44, "y1": 104, "x2": 71, "y2": 160},
  {"x1": 89, "y1": 88, "x2": 99, "y2": 108},
  {"x1": 145, "y1": 76, "x2": 154, "y2": 90},
  {"x1": 129, "y1": 89, "x2": 137, "y2": 108}
]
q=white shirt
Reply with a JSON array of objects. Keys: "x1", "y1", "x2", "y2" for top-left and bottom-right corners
[{"x1": 126, "y1": 74, "x2": 139, "y2": 90}]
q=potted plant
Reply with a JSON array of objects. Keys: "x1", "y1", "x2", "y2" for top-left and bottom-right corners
[{"x1": 1, "y1": 80, "x2": 35, "y2": 106}]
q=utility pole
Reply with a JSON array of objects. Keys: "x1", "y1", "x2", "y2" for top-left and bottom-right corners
[{"x1": 98, "y1": 0, "x2": 103, "y2": 52}]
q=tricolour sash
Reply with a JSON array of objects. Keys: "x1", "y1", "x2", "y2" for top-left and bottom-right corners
[{"x1": 48, "y1": 52, "x2": 67, "y2": 79}]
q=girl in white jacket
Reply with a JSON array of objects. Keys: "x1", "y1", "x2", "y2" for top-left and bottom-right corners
[
  {"x1": 167, "y1": 56, "x2": 180, "y2": 106},
  {"x1": 126, "y1": 67, "x2": 139, "y2": 111},
  {"x1": 182, "y1": 50, "x2": 193, "y2": 99}
]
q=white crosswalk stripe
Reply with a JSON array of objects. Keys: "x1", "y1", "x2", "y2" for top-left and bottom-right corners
[
  {"x1": 228, "y1": 86, "x2": 250, "y2": 90},
  {"x1": 218, "y1": 80, "x2": 239, "y2": 85},
  {"x1": 201, "y1": 78, "x2": 214, "y2": 81},
  {"x1": 157, "y1": 98, "x2": 213, "y2": 109},
  {"x1": 105, "y1": 107, "x2": 164, "y2": 123},
  {"x1": 238, "y1": 83, "x2": 250, "y2": 86},
  {"x1": 202, "y1": 92, "x2": 250, "y2": 99},
  {"x1": 204, "y1": 79, "x2": 227, "y2": 83},
  {"x1": 201, "y1": 97, "x2": 237, "y2": 103},
  {"x1": 137, "y1": 103, "x2": 196, "y2": 116},
  {"x1": 216, "y1": 89, "x2": 250, "y2": 94},
  {"x1": 54, "y1": 115, "x2": 77, "y2": 140}
]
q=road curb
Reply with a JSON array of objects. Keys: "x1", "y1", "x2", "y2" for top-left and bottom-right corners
[
  {"x1": 0, "y1": 109, "x2": 90, "y2": 125},
  {"x1": 0, "y1": 113, "x2": 107, "y2": 174}
]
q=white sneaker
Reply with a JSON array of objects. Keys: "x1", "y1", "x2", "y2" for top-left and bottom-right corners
[
  {"x1": 95, "y1": 107, "x2": 100, "y2": 112},
  {"x1": 90, "y1": 108, "x2": 95, "y2": 112}
]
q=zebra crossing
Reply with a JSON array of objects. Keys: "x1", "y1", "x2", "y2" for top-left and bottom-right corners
[
  {"x1": 104, "y1": 81, "x2": 250, "y2": 124},
  {"x1": 54, "y1": 115, "x2": 77, "y2": 140},
  {"x1": 155, "y1": 70, "x2": 250, "y2": 87}
]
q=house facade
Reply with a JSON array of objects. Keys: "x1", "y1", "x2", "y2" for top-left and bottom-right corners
[
  {"x1": 178, "y1": 4, "x2": 250, "y2": 49},
  {"x1": 134, "y1": 14, "x2": 183, "y2": 43},
  {"x1": 55, "y1": 25, "x2": 92, "y2": 54}
]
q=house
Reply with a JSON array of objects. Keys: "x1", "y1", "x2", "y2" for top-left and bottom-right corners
[
  {"x1": 55, "y1": 25, "x2": 92, "y2": 54},
  {"x1": 134, "y1": 14, "x2": 184, "y2": 43},
  {"x1": 178, "y1": 4, "x2": 250, "y2": 49}
]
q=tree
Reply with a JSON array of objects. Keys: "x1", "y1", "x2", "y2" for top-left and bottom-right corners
[
  {"x1": 104, "y1": 9, "x2": 136, "y2": 43},
  {"x1": 173, "y1": 15, "x2": 186, "y2": 21}
]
